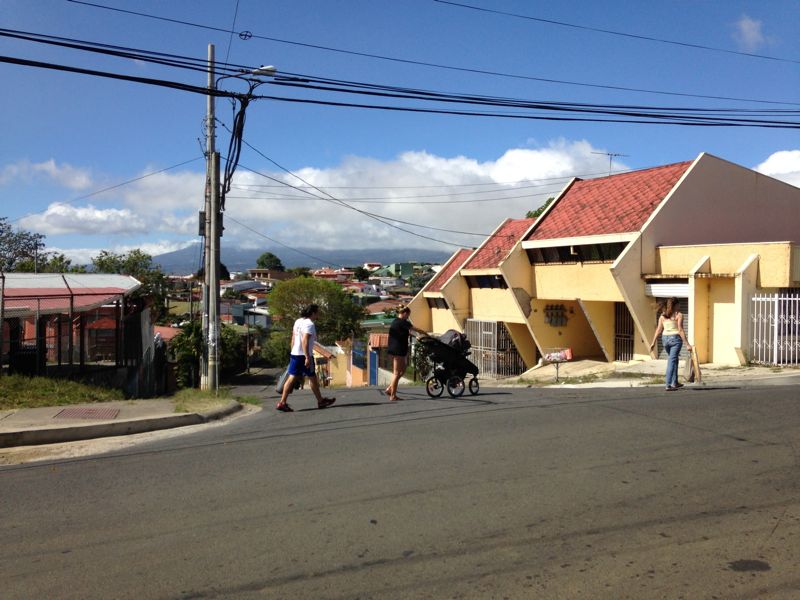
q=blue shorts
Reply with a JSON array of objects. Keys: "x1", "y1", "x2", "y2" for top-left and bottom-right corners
[{"x1": 287, "y1": 354, "x2": 316, "y2": 377}]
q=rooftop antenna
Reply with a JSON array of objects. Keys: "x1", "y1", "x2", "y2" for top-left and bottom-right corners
[{"x1": 592, "y1": 151, "x2": 629, "y2": 176}]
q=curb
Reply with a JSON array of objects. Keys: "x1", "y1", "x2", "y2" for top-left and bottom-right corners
[{"x1": 0, "y1": 401, "x2": 243, "y2": 449}]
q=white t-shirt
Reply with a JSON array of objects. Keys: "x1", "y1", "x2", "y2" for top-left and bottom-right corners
[{"x1": 291, "y1": 317, "x2": 316, "y2": 356}]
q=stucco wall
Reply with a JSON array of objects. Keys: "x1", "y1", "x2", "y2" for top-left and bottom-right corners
[
  {"x1": 407, "y1": 295, "x2": 431, "y2": 332},
  {"x1": 657, "y1": 242, "x2": 792, "y2": 288},
  {"x1": 471, "y1": 288, "x2": 526, "y2": 323},
  {"x1": 735, "y1": 256, "x2": 759, "y2": 364},
  {"x1": 502, "y1": 247, "x2": 534, "y2": 295},
  {"x1": 580, "y1": 300, "x2": 615, "y2": 362},
  {"x1": 611, "y1": 237, "x2": 654, "y2": 360},
  {"x1": 641, "y1": 154, "x2": 800, "y2": 273},
  {"x1": 530, "y1": 299, "x2": 603, "y2": 359},
  {"x1": 504, "y1": 321, "x2": 539, "y2": 367},
  {"x1": 431, "y1": 307, "x2": 462, "y2": 334},
  {"x1": 532, "y1": 262, "x2": 623, "y2": 301},
  {"x1": 442, "y1": 274, "x2": 471, "y2": 326},
  {"x1": 708, "y1": 278, "x2": 737, "y2": 364}
]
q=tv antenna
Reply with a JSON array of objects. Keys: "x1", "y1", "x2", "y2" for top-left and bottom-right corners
[{"x1": 592, "y1": 151, "x2": 629, "y2": 176}]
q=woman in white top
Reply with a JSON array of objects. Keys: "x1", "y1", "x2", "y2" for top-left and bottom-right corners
[{"x1": 649, "y1": 297, "x2": 692, "y2": 391}]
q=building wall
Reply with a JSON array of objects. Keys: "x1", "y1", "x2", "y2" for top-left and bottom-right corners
[
  {"x1": 430, "y1": 307, "x2": 461, "y2": 334},
  {"x1": 580, "y1": 300, "x2": 615, "y2": 362},
  {"x1": 530, "y1": 299, "x2": 603, "y2": 359},
  {"x1": 504, "y1": 321, "x2": 538, "y2": 367},
  {"x1": 407, "y1": 295, "x2": 431, "y2": 332},
  {"x1": 708, "y1": 278, "x2": 737, "y2": 364},
  {"x1": 735, "y1": 255, "x2": 759, "y2": 364},
  {"x1": 443, "y1": 274, "x2": 472, "y2": 326},
  {"x1": 657, "y1": 242, "x2": 792, "y2": 288},
  {"x1": 611, "y1": 237, "x2": 654, "y2": 360},
  {"x1": 641, "y1": 153, "x2": 800, "y2": 273},
  {"x1": 470, "y1": 288, "x2": 526, "y2": 323},
  {"x1": 532, "y1": 262, "x2": 623, "y2": 301},
  {"x1": 502, "y1": 247, "x2": 534, "y2": 295}
]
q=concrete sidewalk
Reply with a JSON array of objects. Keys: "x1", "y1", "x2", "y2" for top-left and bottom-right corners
[{"x1": 0, "y1": 398, "x2": 242, "y2": 448}]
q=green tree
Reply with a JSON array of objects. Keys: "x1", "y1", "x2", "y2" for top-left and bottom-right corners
[
  {"x1": 92, "y1": 249, "x2": 169, "y2": 323},
  {"x1": 268, "y1": 277, "x2": 365, "y2": 344},
  {"x1": 352, "y1": 266, "x2": 370, "y2": 281},
  {"x1": 287, "y1": 266, "x2": 311, "y2": 277},
  {"x1": 526, "y1": 197, "x2": 555, "y2": 219},
  {"x1": 0, "y1": 217, "x2": 46, "y2": 271},
  {"x1": 256, "y1": 251, "x2": 285, "y2": 271},
  {"x1": 171, "y1": 320, "x2": 246, "y2": 387},
  {"x1": 15, "y1": 252, "x2": 86, "y2": 273}
]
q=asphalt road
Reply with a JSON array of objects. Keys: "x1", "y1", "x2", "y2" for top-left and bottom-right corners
[{"x1": 2, "y1": 384, "x2": 799, "y2": 599}]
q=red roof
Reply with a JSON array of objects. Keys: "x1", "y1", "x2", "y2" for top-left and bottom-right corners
[
  {"x1": 426, "y1": 248, "x2": 472, "y2": 292},
  {"x1": 526, "y1": 161, "x2": 692, "y2": 241},
  {"x1": 463, "y1": 218, "x2": 535, "y2": 270}
]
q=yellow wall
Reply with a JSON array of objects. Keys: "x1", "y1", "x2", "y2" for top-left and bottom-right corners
[
  {"x1": 504, "y1": 322, "x2": 539, "y2": 367},
  {"x1": 580, "y1": 300, "x2": 615, "y2": 362},
  {"x1": 431, "y1": 307, "x2": 461, "y2": 334},
  {"x1": 657, "y1": 242, "x2": 792, "y2": 288},
  {"x1": 529, "y1": 299, "x2": 603, "y2": 359},
  {"x1": 407, "y1": 295, "x2": 431, "y2": 332},
  {"x1": 611, "y1": 237, "x2": 654, "y2": 360},
  {"x1": 471, "y1": 288, "x2": 526, "y2": 323},
  {"x1": 532, "y1": 262, "x2": 624, "y2": 301},
  {"x1": 502, "y1": 247, "x2": 534, "y2": 295},
  {"x1": 442, "y1": 274, "x2": 472, "y2": 326},
  {"x1": 708, "y1": 278, "x2": 737, "y2": 364},
  {"x1": 734, "y1": 256, "x2": 759, "y2": 365}
]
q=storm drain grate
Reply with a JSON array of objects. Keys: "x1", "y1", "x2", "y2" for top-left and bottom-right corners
[{"x1": 55, "y1": 407, "x2": 120, "y2": 420}]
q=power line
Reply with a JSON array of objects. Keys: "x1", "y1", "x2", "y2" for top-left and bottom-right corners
[
  {"x1": 63, "y1": 0, "x2": 800, "y2": 107},
  {"x1": 11, "y1": 157, "x2": 204, "y2": 224},
  {"x1": 433, "y1": 0, "x2": 800, "y2": 66}
]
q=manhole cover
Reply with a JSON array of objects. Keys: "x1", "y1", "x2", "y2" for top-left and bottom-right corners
[{"x1": 55, "y1": 407, "x2": 120, "y2": 420}]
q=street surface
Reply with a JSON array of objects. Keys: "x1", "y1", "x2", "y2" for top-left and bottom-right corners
[{"x1": 2, "y1": 384, "x2": 799, "y2": 599}]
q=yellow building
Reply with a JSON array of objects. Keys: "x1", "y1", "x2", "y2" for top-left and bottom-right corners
[{"x1": 409, "y1": 153, "x2": 800, "y2": 372}]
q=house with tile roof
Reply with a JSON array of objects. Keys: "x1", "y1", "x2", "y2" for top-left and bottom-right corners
[{"x1": 409, "y1": 153, "x2": 800, "y2": 376}]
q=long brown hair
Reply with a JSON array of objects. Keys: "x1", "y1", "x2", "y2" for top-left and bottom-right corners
[{"x1": 662, "y1": 297, "x2": 679, "y2": 318}]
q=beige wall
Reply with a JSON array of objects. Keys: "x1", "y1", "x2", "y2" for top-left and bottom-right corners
[
  {"x1": 580, "y1": 300, "x2": 615, "y2": 362},
  {"x1": 532, "y1": 262, "x2": 624, "y2": 301},
  {"x1": 734, "y1": 255, "x2": 759, "y2": 364},
  {"x1": 442, "y1": 275, "x2": 472, "y2": 326},
  {"x1": 471, "y1": 288, "x2": 526, "y2": 323},
  {"x1": 641, "y1": 154, "x2": 800, "y2": 273},
  {"x1": 407, "y1": 295, "x2": 431, "y2": 332},
  {"x1": 502, "y1": 247, "x2": 534, "y2": 295},
  {"x1": 530, "y1": 299, "x2": 603, "y2": 359},
  {"x1": 657, "y1": 242, "x2": 792, "y2": 288},
  {"x1": 431, "y1": 307, "x2": 461, "y2": 334},
  {"x1": 707, "y1": 278, "x2": 737, "y2": 364},
  {"x1": 504, "y1": 321, "x2": 539, "y2": 367}
]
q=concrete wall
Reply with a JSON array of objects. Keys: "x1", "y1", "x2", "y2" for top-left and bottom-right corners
[
  {"x1": 641, "y1": 154, "x2": 800, "y2": 273},
  {"x1": 735, "y1": 255, "x2": 760, "y2": 364},
  {"x1": 470, "y1": 287, "x2": 526, "y2": 323},
  {"x1": 504, "y1": 321, "x2": 539, "y2": 367},
  {"x1": 407, "y1": 295, "x2": 431, "y2": 332},
  {"x1": 657, "y1": 242, "x2": 792, "y2": 288},
  {"x1": 708, "y1": 278, "x2": 737, "y2": 364},
  {"x1": 611, "y1": 237, "x2": 654, "y2": 360},
  {"x1": 530, "y1": 299, "x2": 603, "y2": 359},
  {"x1": 580, "y1": 300, "x2": 615, "y2": 362},
  {"x1": 431, "y1": 307, "x2": 462, "y2": 334},
  {"x1": 532, "y1": 262, "x2": 623, "y2": 301}
]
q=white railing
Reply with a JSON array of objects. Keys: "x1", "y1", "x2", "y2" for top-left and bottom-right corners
[{"x1": 750, "y1": 292, "x2": 800, "y2": 365}]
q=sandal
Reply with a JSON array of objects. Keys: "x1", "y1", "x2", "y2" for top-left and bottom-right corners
[
  {"x1": 276, "y1": 403, "x2": 294, "y2": 412},
  {"x1": 318, "y1": 397, "x2": 336, "y2": 409}
]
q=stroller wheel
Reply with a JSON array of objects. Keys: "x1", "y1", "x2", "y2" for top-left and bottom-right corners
[
  {"x1": 446, "y1": 376, "x2": 465, "y2": 398},
  {"x1": 426, "y1": 376, "x2": 444, "y2": 397},
  {"x1": 468, "y1": 377, "x2": 479, "y2": 395}
]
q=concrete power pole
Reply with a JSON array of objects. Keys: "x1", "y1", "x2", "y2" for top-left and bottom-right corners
[{"x1": 201, "y1": 43, "x2": 220, "y2": 392}]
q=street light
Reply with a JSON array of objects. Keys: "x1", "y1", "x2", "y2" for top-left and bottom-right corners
[{"x1": 202, "y1": 44, "x2": 275, "y2": 392}]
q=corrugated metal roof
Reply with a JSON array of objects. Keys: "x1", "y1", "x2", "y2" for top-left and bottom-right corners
[{"x1": 1, "y1": 273, "x2": 142, "y2": 318}]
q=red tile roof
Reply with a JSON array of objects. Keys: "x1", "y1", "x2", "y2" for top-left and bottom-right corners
[
  {"x1": 526, "y1": 161, "x2": 692, "y2": 241},
  {"x1": 425, "y1": 248, "x2": 472, "y2": 292},
  {"x1": 463, "y1": 218, "x2": 535, "y2": 270}
]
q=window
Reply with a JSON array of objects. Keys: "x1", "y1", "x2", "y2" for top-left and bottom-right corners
[
  {"x1": 465, "y1": 275, "x2": 508, "y2": 289},
  {"x1": 426, "y1": 297, "x2": 449, "y2": 309},
  {"x1": 527, "y1": 242, "x2": 626, "y2": 265}
]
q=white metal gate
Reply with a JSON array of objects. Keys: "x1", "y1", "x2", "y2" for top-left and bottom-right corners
[
  {"x1": 751, "y1": 292, "x2": 800, "y2": 365},
  {"x1": 464, "y1": 319, "x2": 525, "y2": 379}
]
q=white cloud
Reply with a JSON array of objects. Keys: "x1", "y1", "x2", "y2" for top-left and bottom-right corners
[
  {"x1": 0, "y1": 159, "x2": 92, "y2": 190},
  {"x1": 220, "y1": 139, "x2": 625, "y2": 251},
  {"x1": 754, "y1": 150, "x2": 800, "y2": 187},
  {"x1": 733, "y1": 15, "x2": 767, "y2": 52},
  {"x1": 48, "y1": 241, "x2": 199, "y2": 266},
  {"x1": 20, "y1": 203, "x2": 147, "y2": 235}
]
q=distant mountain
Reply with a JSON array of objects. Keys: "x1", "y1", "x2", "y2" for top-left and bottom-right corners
[{"x1": 152, "y1": 244, "x2": 456, "y2": 275}]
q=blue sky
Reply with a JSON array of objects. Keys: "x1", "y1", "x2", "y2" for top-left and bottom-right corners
[{"x1": 2, "y1": 0, "x2": 799, "y2": 267}]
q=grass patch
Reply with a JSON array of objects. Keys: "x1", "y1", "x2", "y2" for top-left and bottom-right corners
[
  {"x1": 0, "y1": 374, "x2": 124, "y2": 410},
  {"x1": 172, "y1": 387, "x2": 262, "y2": 413}
]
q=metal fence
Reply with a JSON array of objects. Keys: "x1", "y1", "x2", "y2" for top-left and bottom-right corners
[
  {"x1": 464, "y1": 319, "x2": 525, "y2": 379},
  {"x1": 750, "y1": 292, "x2": 800, "y2": 365}
]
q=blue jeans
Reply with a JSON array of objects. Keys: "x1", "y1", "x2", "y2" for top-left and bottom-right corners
[{"x1": 663, "y1": 335, "x2": 682, "y2": 388}]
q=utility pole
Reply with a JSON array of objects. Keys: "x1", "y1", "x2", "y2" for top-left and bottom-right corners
[{"x1": 201, "y1": 43, "x2": 219, "y2": 391}]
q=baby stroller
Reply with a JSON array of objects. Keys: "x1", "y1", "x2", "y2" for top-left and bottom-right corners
[{"x1": 419, "y1": 330, "x2": 480, "y2": 397}]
